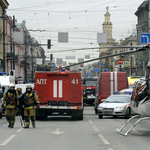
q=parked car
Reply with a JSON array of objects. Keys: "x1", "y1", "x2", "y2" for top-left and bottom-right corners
[
  {"x1": 94, "y1": 72, "x2": 128, "y2": 114},
  {"x1": 97, "y1": 94, "x2": 131, "y2": 119}
]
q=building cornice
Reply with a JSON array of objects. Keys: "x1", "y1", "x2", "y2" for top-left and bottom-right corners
[
  {"x1": 135, "y1": 1, "x2": 148, "y2": 16},
  {"x1": 0, "y1": 0, "x2": 9, "y2": 9}
]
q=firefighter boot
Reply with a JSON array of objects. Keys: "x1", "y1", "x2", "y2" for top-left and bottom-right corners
[
  {"x1": 24, "y1": 116, "x2": 29, "y2": 129},
  {"x1": 31, "y1": 116, "x2": 35, "y2": 128},
  {"x1": 24, "y1": 126, "x2": 29, "y2": 129},
  {"x1": 32, "y1": 124, "x2": 36, "y2": 128},
  {"x1": 8, "y1": 123, "x2": 11, "y2": 128}
]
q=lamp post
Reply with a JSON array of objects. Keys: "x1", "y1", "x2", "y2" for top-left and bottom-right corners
[
  {"x1": 1, "y1": 5, "x2": 6, "y2": 72},
  {"x1": 12, "y1": 15, "x2": 16, "y2": 70}
]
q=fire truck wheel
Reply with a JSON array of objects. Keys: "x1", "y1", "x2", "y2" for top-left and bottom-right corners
[
  {"x1": 78, "y1": 115, "x2": 83, "y2": 120},
  {"x1": 71, "y1": 116, "x2": 77, "y2": 120},
  {"x1": 41, "y1": 115, "x2": 47, "y2": 121},
  {"x1": 36, "y1": 116, "x2": 41, "y2": 120}
]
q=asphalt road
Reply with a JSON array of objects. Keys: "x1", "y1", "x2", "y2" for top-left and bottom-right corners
[{"x1": 0, "y1": 106, "x2": 150, "y2": 150}]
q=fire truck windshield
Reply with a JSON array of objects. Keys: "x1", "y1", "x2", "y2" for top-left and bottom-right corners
[{"x1": 84, "y1": 80, "x2": 97, "y2": 86}]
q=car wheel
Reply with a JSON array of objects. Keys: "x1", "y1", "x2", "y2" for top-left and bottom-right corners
[
  {"x1": 99, "y1": 115, "x2": 103, "y2": 119},
  {"x1": 113, "y1": 115, "x2": 117, "y2": 118},
  {"x1": 95, "y1": 108, "x2": 97, "y2": 114},
  {"x1": 0, "y1": 112, "x2": 2, "y2": 119},
  {"x1": 125, "y1": 108, "x2": 130, "y2": 119}
]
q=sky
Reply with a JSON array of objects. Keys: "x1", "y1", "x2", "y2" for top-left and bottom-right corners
[{"x1": 6, "y1": 0, "x2": 145, "y2": 65}]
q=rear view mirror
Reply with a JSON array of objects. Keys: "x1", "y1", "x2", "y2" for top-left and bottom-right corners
[{"x1": 101, "y1": 99, "x2": 106, "y2": 102}]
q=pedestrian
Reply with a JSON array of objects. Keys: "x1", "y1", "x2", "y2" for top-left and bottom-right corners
[
  {"x1": 23, "y1": 85, "x2": 40, "y2": 128},
  {"x1": 1, "y1": 83, "x2": 19, "y2": 128}
]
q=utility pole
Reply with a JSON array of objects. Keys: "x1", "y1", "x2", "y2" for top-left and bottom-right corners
[
  {"x1": 1, "y1": 6, "x2": 6, "y2": 72},
  {"x1": 24, "y1": 34, "x2": 27, "y2": 82},
  {"x1": 10, "y1": 41, "x2": 13, "y2": 74},
  {"x1": 12, "y1": 15, "x2": 16, "y2": 70},
  {"x1": 30, "y1": 44, "x2": 34, "y2": 81}
]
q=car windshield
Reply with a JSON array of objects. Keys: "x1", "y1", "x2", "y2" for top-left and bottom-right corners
[{"x1": 104, "y1": 96, "x2": 130, "y2": 103}]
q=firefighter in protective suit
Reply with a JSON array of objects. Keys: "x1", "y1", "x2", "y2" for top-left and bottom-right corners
[
  {"x1": 24, "y1": 85, "x2": 40, "y2": 128},
  {"x1": 1, "y1": 83, "x2": 19, "y2": 128}
]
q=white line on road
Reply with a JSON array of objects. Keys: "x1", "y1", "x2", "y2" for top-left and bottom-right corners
[
  {"x1": 92, "y1": 125, "x2": 99, "y2": 132},
  {"x1": 0, "y1": 134, "x2": 16, "y2": 146},
  {"x1": 88, "y1": 120, "x2": 93, "y2": 125},
  {"x1": 109, "y1": 148, "x2": 114, "y2": 150},
  {"x1": 16, "y1": 128, "x2": 23, "y2": 133},
  {"x1": 98, "y1": 134, "x2": 110, "y2": 145}
]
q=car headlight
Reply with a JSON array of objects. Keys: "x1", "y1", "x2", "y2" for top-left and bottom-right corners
[
  {"x1": 115, "y1": 106, "x2": 125, "y2": 109},
  {"x1": 98, "y1": 105, "x2": 103, "y2": 108}
]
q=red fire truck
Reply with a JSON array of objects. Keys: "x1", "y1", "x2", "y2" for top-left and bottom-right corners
[
  {"x1": 82, "y1": 78, "x2": 97, "y2": 105},
  {"x1": 34, "y1": 70, "x2": 83, "y2": 120}
]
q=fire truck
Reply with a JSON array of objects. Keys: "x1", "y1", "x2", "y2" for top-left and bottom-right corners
[
  {"x1": 34, "y1": 69, "x2": 83, "y2": 120},
  {"x1": 82, "y1": 77, "x2": 97, "y2": 105}
]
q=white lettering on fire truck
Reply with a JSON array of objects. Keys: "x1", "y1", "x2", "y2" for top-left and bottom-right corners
[
  {"x1": 36, "y1": 79, "x2": 47, "y2": 85},
  {"x1": 71, "y1": 79, "x2": 78, "y2": 84}
]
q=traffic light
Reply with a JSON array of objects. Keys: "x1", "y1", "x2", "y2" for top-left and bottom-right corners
[
  {"x1": 47, "y1": 39, "x2": 51, "y2": 49},
  {"x1": 50, "y1": 54, "x2": 53, "y2": 61}
]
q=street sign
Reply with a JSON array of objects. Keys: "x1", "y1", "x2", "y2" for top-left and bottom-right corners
[
  {"x1": 141, "y1": 33, "x2": 150, "y2": 44},
  {"x1": 86, "y1": 73, "x2": 93, "y2": 76},
  {"x1": 118, "y1": 59, "x2": 123, "y2": 65},
  {"x1": 104, "y1": 68, "x2": 109, "y2": 72},
  {"x1": 99, "y1": 62, "x2": 103, "y2": 66},
  {"x1": 93, "y1": 68, "x2": 101, "y2": 73},
  {"x1": 123, "y1": 61, "x2": 129, "y2": 67}
]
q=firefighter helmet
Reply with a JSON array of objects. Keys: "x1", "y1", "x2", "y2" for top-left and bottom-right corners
[
  {"x1": 9, "y1": 83, "x2": 15, "y2": 88},
  {"x1": 26, "y1": 85, "x2": 32, "y2": 90}
]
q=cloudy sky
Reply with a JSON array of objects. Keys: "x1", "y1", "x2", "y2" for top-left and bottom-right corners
[{"x1": 6, "y1": 0, "x2": 145, "y2": 65}]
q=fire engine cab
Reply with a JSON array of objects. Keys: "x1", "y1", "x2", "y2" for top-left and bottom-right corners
[{"x1": 34, "y1": 69, "x2": 83, "y2": 120}]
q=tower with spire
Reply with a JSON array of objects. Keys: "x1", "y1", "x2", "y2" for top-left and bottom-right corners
[{"x1": 102, "y1": 6, "x2": 115, "y2": 43}]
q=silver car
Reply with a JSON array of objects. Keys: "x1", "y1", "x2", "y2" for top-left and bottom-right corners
[
  {"x1": 0, "y1": 98, "x2": 2, "y2": 119},
  {"x1": 97, "y1": 94, "x2": 131, "y2": 119}
]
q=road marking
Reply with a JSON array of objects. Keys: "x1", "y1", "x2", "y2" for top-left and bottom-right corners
[
  {"x1": 0, "y1": 134, "x2": 16, "y2": 146},
  {"x1": 92, "y1": 125, "x2": 99, "y2": 132},
  {"x1": 98, "y1": 134, "x2": 110, "y2": 145},
  {"x1": 109, "y1": 149, "x2": 114, "y2": 150},
  {"x1": 16, "y1": 128, "x2": 23, "y2": 133},
  {"x1": 88, "y1": 120, "x2": 93, "y2": 125},
  {"x1": 51, "y1": 128, "x2": 64, "y2": 135}
]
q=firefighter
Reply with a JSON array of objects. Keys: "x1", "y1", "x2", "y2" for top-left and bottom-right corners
[
  {"x1": 24, "y1": 85, "x2": 40, "y2": 128},
  {"x1": 16, "y1": 88, "x2": 22, "y2": 95},
  {"x1": 1, "y1": 83, "x2": 19, "y2": 128}
]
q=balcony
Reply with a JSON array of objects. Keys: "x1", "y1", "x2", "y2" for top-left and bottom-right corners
[
  {"x1": 21, "y1": 60, "x2": 29, "y2": 68},
  {"x1": 7, "y1": 53, "x2": 18, "y2": 61}
]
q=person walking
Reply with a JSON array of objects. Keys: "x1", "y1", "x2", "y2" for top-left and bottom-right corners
[
  {"x1": 1, "y1": 83, "x2": 19, "y2": 128},
  {"x1": 23, "y1": 85, "x2": 40, "y2": 128}
]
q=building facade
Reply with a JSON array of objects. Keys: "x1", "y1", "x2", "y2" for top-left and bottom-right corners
[
  {"x1": 0, "y1": 0, "x2": 9, "y2": 72},
  {"x1": 135, "y1": 0, "x2": 149, "y2": 76},
  {"x1": 5, "y1": 16, "x2": 25, "y2": 81}
]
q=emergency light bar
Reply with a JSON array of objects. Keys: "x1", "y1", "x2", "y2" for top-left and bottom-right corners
[{"x1": 113, "y1": 91, "x2": 132, "y2": 95}]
